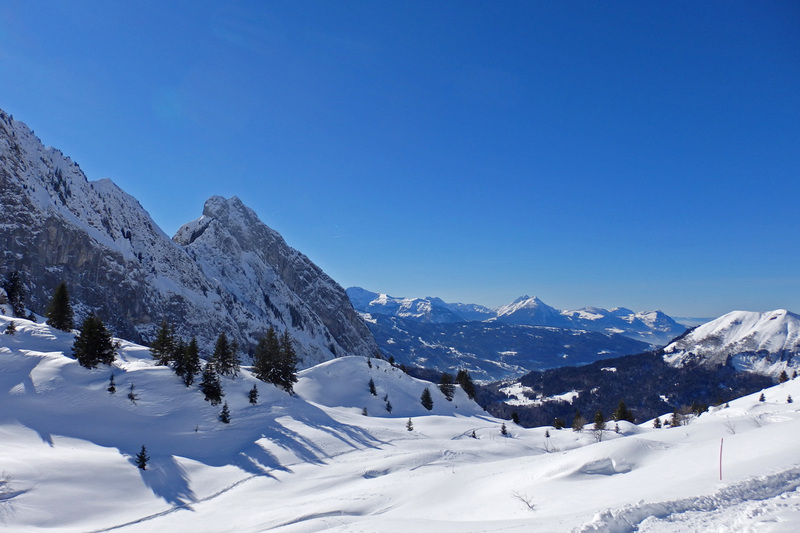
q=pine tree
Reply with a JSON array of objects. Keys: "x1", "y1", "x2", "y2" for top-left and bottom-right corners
[
  {"x1": 653, "y1": 417, "x2": 662, "y2": 429},
  {"x1": 212, "y1": 332, "x2": 239, "y2": 377},
  {"x1": 219, "y1": 402, "x2": 231, "y2": 423},
  {"x1": 135, "y1": 445, "x2": 149, "y2": 470},
  {"x1": 406, "y1": 418, "x2": 414, "y2": 431},
  {"x1": 779, "y1": 370, "x2": 789, "y2": 383},
  {"x1": 253, "y1": 327, "x2": 280, "y2": 384},
  {"x1": 199, "y1": 361, "x2": 224, "y2": 405},
  {"x1": 386, "y1": 400, "x2": 393, "y2": 413},
  {"x1": 545, "y1": 429, "x2": 550, "y2": 438},
  {"x1": 572, "y1": 410, "x2": 586, "y2": 432},
  {"x1": 362, "y1": 407, "x2": 368, "y2": 416},
  {"x1": 45, "y1": 281, "x2": 74, "y2": 332},
  {"x1": 150, "y1": 320, "x2": 175, "y2": 366},
  {"x1": 276, "y1": 330, "x2": 298, "y2": 393},
  {"x1": 593, "y1": 411, "x2": 605, "y2": 433},
  {"x1": 248, "y1": 384, "x2": 258, "y2": 404},
  {"x1": 553, "y1": 417, "x2": 565, "y2": 430},
  {"x1": 4, "y1": 321, "x2": 16, "y2": 335},
  {"x1": 759, "y1": 392, "x2": 766, "y2": 402},
  {"x1": 500, "y1": 423, "x2": 508, "y2": 436},
  {"x1": 171, "y1": 339, "x2": 188, "y2": 378},
  {"x1": 2, "y1": 271, "x2": 27, "y2": 318},
  {"x1": 670, "y1": 409, "x2": 681, "y2": 427},
  {"x1": 439, "y1": 372, "x2": 455, "y2": 401},
  {"x1": 108, "y1": 374, "x2": 116, "y2": 394},
  {"x1": 181, "y1": 337, "x2": 201, "y2": 387},
  {"x1": 455, "y1": 369, "x2": 476, "y2": 400},
  {"x1": 420, "y1": 387, "x2": 433, "y2": 411},
  {"x1": 612, "y1": 400, "x2": 635, "y2": 423},
  {"x1": 72, "y1": 313, "x2": 115, "y2": 368},
  {"x1": 368, "y1": 378, "x2": 377, "y2": 396},
  {"x1": 788, "y1": 395, "x2": 793, "y2": 404}
]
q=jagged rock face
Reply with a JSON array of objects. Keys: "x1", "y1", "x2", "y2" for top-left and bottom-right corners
[
  {"x1": 0, "y1": 109, "x2": 377, "y2": 364},
  {"x1": 173, "y1": 196, "x2": 377, "y2": 364}
]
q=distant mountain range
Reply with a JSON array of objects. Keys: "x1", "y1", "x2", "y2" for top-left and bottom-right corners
[
  {"x1": 347, "y1": 288, "x2": 687, "y2": 345},
  {"x1": 482, "y1": 308, "x2": 800, "y2": 427},
  {"x1": 346, "y1": 287, "x2": 689, "y2": 380}
]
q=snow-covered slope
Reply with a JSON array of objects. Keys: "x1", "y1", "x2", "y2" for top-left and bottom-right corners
[
  {"x1": 664, "y1": 309, "x2": 800, "y2": 377},
  {"x1": 0, "y1": 108, "x2": 376, "y2": 363},
  {"x1": 4, "y1": 311, "x2": 800, "y2": 532},
  {"x1": 0, "y1": 310, "x2": 800, "y2": 533}
]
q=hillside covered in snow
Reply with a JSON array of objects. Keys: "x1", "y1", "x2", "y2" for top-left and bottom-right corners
[{"x1": 2, "y1": 312, "x2": 800, "y2": 532}]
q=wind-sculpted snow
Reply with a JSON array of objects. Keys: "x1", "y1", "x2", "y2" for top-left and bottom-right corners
[
  {"x1": 0, "y1": 109, "x2": 376, "y2": 363},
  {"x1": 4, "y1": 312, "x2": 800, "y2": 532}
]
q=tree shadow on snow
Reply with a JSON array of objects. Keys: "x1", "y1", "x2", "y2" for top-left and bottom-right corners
[{"x1": 134, "y1": 454, "x2": 196, "y2": 507}]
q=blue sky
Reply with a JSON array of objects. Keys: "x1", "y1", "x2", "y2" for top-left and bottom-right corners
[{"x1": 1, "y1": 1, "x2": 798, "y2": 317}]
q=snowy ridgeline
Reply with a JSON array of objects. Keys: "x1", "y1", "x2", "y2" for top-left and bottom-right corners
[{"x1": 2, "y1": 313, "x2": 800, "y2": 532}]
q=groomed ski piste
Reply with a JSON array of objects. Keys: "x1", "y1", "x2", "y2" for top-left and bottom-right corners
[{"x1": 2, "y1": 313, "x2": 799, "y2": 532}]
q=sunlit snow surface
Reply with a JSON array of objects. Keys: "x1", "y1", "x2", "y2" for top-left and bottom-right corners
[{"x1": 2, "y1": 313, "x2": 800, "y2": 532}]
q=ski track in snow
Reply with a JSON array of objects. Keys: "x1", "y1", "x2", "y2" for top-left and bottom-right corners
[{"x1": 577, "y1": 465, "x2": 800, "y2": 533}]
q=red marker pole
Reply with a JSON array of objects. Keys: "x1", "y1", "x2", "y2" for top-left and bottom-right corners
[{"x1": 719, "y1": 438, "x2": 724, "y2": 481}]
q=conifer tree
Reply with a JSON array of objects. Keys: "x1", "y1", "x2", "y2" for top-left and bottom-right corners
[
  {"x1": 759, "y1": 392, "x2": 766, "y2": 402},
  {"x1": 779, "y1": 370, "x2": 789, "y2": 383},
  {"x1": 171, "y1": 339, "x2": 188, "y2": 378},
  {"x1": 108, "y1": 374, "x2": 116, "y2": 394},
  {"x1": 406, "y1": 418, "x2": 414, "y2": 431},
  {"x1": 572, "y1": 410, "x2": 586, "y2": 432},
  {"x1": 150, "y1": 320, "x2": 175, "y2": 366},
  {"x1": 670, "y1": 409, "x2": 681, "y2": 427},
  {"x1": 788, "y1": 395, "x2": 793, "y2": 404},
  {"x1": 438, "y1": 372, "x2": 455, "y2": 401},
  {"x1": 181, "y1": 337, "x2": 201, "y2": 387},
  {"x1": 46, "y1": 281, "x2": 74, "y2": 332},
  {"x1": 553, "y1": 417, "x2": 565, "y2": 430},
  {"x1": 2, "y1": 271, "x2": 26, "y2": 318},
  {"x1": 653, "y1": 417, "x2": 662, "y2": 428},
  {"x1": 594, "y1": 411, "x2": 605, "y2": 432},
  {"x1": 612, "y1": 400, "x2": 635, "y2": 423},
  {"x1": 211, "y1": 332, "x2": 240, "y2": 377},
  {"x1": 248, "y1": 384, "x2": 258, "y2": 404},
  {"x1": 219, "y1": 402, "x2": 231, "y2": 423},
  {"x1": 135, "y1": 445, "x2": 149, "y2": 470},
  {"x1": 4, "y1": 321, "x2": 16, "y2": 335},
  {"x1": 276, "y1": 330, "x2": 298, "y2": 393},
  {"x1": 369, "y1": 378, "x2": 377, "y2": 396},
  {"x1": 386, "y1": 400, "x2": 392, "y2": 413},
  {"x1": 253, "y1": 327, "x2": 280, "y2": 383},
  {"x1": 455, "y1": 369, "x2": 476, "y2": 400},
  {"x1": 420, "y1": 387, "x2": 434, "y2": 411},
  {"x1": 199, "y1": 361, "x2": 224, "y2": 405},
  {"x1": 501, "y1": 423, "x2": 508, "y2": 436},
  {"x1": 73, "y1": 313, "x2": 115, "y2": 368}
]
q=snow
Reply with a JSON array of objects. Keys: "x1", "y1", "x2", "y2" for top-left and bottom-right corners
[{"x1": 3, "y1": 312, "x2": 800, "y2": 532}]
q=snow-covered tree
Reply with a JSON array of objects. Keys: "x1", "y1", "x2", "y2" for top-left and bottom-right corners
[
  {"x1": 4, "y1": 321, "x2": 16, "y2": 335},
  {"x1": 107, "y1": 374, "x2": 116, "y2": 394},
  {"x1": 406, "y1": 418, "x2": 414, "y2": 431},
  {"x1": 72, "y1": 313, "x2": 115, "y2": 368},
  {"x1": 45, "y1": 281, "x2": 74, "y2": 332},
  {"x1": 501, "y1": 423, "x2": 508, "y2": 436}
]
